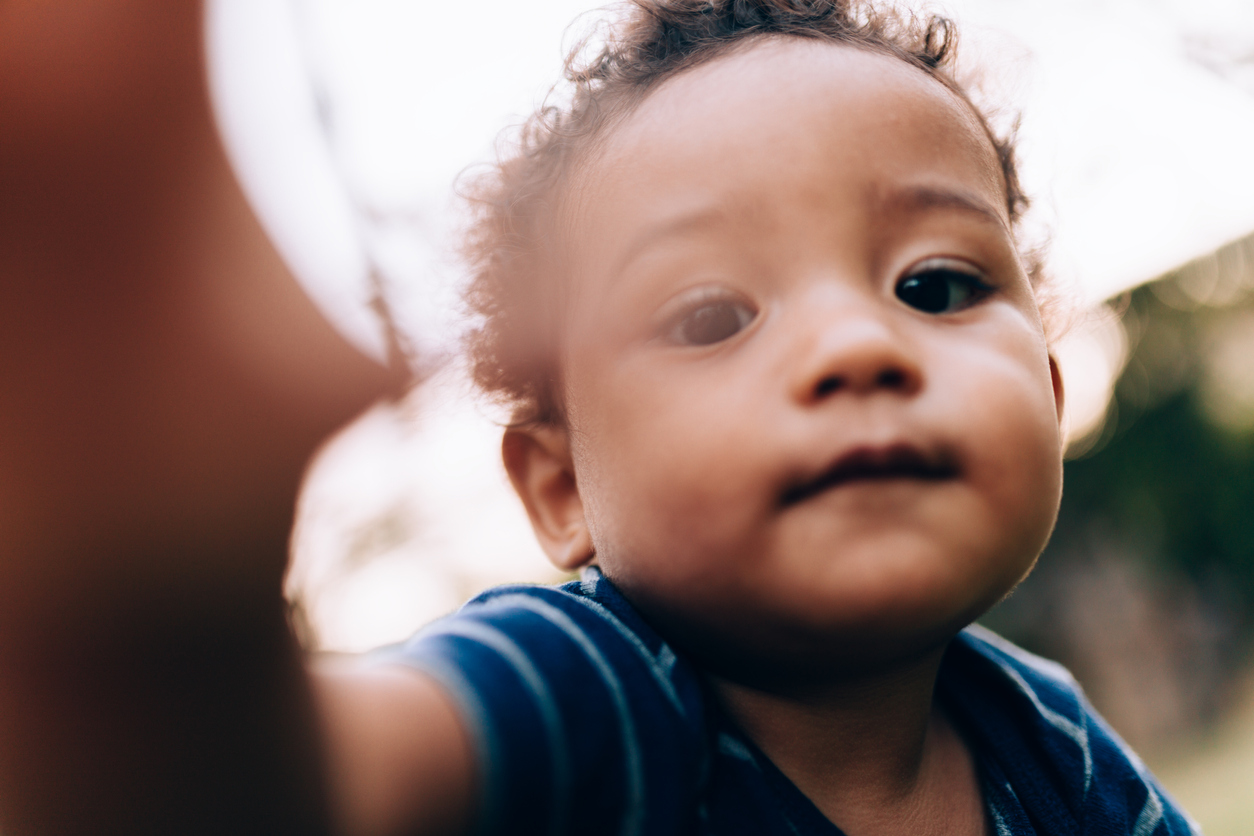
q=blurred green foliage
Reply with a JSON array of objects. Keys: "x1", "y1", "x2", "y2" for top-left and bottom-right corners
[{"x1": 1062, "y1": 285, "x2": 1254, "y2": 623}]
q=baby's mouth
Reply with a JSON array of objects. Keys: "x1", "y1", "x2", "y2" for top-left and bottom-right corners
[{"x1": 780, "y1": 444, "x2": 960, "y2": 507}]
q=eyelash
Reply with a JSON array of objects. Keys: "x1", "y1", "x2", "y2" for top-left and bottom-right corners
[{"x1": 894, "y1": 258, "x2": 993, "y2": 314}]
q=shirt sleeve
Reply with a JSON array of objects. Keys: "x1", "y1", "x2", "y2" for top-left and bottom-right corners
[{"x1": 380, "y1": 572, "x2": 709, "y2": 836}]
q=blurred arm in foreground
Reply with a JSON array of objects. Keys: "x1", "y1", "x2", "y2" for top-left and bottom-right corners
[{"x1": 0, "y1": 1, "x2": 403, "y2": 832}]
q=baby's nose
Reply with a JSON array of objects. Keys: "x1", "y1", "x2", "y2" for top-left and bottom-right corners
[{"x1": 790, "y1": 314, "x2": 923, "y2": 405}]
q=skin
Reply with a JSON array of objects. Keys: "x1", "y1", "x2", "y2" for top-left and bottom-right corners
[{"x1": 321, "y1": 35, "x2": 1065, "y2": 836}]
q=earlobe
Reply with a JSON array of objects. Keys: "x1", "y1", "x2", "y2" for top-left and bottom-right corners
[
  {"x1": 1048, "y1": 354, "x2": 1065, "y2": 425},
  {"x1": 501, "y1": 426, "x2": 595, "y2": 572}
]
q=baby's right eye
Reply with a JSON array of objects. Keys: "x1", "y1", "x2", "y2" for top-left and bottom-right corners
[{"x1": 668, "y1": 297, "x2": 756, "y2": 346}]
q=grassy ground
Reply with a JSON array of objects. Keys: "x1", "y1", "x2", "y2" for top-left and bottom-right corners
[{"x1": 1151, "y1": 673, "x2": 1254, "y2": 836}]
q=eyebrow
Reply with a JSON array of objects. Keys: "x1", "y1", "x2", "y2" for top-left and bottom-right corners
[
  {"x1": 611, "y1": 207, "x2": 731, "y2": 278},
  {"x1": 611, "y1": 185, "x2": 1008, "y2": 277},
  {"x1": 880, "y1": 185, "x2": 1009, "y2": 231}
]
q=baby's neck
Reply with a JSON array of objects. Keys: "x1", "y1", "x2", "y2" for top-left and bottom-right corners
[{"x1": 711, "y1": 645, "x2": 988, "y2": 836}]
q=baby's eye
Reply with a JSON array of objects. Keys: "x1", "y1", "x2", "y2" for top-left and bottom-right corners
[
  {"x1": 895, "y1": 259, "x2": 991, "y2": 314},
  {"x1": 668, "y1": 297, "x2": 756, "y2": 346}
]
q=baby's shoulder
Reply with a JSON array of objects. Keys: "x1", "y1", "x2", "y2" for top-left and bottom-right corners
[
  {"x1": 383, "y1": 568, "x2": 709, "y2": 836},
  {"x1": 943, "y1": 626, "x2": 1201, "y2": 836},
  {"x1": 448, "y1": 568, "x2": 700, "y2": 710}
]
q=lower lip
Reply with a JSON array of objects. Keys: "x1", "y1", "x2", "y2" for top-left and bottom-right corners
[{"x1": 782, "y1": 472, "x2": 955, "y2": 506}]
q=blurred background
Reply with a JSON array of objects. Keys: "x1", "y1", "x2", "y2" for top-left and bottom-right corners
[{"x1": 206, "y1": 0, "x2": 1254, "y2": 831}]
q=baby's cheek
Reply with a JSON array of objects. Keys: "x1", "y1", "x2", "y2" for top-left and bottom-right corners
[
  {"x1": 973, "y1": 383, "x2": 1064, "y2": 557},
  {"x1": 592, "y1": 446, "x2": 767, "y2": 592}
]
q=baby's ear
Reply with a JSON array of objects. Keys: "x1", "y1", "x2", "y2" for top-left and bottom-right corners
[
  {"x1": 1048, "y1": 354, "x2": 1065, "y2": 426},
  {"x1": 502, "y1": 425, "x2": 594, "y2": 572}
]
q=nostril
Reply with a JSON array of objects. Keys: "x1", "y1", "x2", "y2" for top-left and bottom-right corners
[
  {"x1": 815, "y1": 375, "x2": 844, "y2": 397},
  {"x1": 877, "y1": 369, "x2": 906, "y2": 388}
]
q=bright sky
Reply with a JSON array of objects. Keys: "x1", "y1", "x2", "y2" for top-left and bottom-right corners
[{"x1": 206, "y1": 0, "x2": 1254, "y2": 652}]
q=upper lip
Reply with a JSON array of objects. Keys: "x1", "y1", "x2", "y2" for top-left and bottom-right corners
[{"x1": 780, "y1": 443, "x2": 959, "y2": 506}]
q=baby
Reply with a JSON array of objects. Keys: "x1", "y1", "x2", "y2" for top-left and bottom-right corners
[{"x1": 312, "y1": 2, "x2": 1197, "y2": 835}]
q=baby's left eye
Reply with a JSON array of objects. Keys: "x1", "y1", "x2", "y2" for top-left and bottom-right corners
[{"x1": 895, "y1": 259, "x2": 991, "y2": 314}]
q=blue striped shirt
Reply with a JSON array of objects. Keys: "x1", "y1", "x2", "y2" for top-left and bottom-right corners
[{"x1": 387, "y1": 567, "x2": 1199, "y2": 836}]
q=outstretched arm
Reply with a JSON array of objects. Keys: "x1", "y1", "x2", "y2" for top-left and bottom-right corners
[
  {"x1": 311, "y1": 664, "x2": 476, "y2": 836},
  {"x1": 0, "y1": 1, "x2": 401, "y2": 832}
]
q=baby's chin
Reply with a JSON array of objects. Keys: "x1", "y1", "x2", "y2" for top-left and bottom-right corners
[
  {"x1": 612, "y1": 551, "x2": 1028, "y2": 692},
  {"x1": 673, "y1": 611, "x2": 968, "y2": 694}
]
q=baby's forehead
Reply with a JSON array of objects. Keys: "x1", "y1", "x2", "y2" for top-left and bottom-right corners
[{"x1": 559, "y1": 37, "x2": 1010, "y2": 273}]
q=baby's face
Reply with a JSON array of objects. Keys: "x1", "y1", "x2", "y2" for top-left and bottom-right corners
[{"x1": 556, "y1": 38, "x2": 1064, "y2": 684}]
